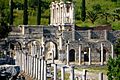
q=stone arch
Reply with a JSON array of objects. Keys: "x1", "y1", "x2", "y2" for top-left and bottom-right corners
[
  {"x1": 7, "y1": 40, "x2": 23, "y2": 50},
  {"x1": 26, "y1": 40, "x2": 41, "y2": 56},
  {"x1": 44, "y1": 40, "x2": 58, "y2": 60},
  {"x1": 6, "y1": 40, "x2": 23, "y2": 59},
  {"x1": 26, "y1": 40, "x2": 41, "y2": 46},
  {"x1": 69, "y1": 49, "x2": 75, "y2": 62}
]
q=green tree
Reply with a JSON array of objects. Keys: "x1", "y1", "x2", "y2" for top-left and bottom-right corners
[
  {"x1": 92, "y1": 4, "x2": 101, "y2": 12},
  {"x1": 23, "y1": 0, "x2": 28, "y2": 25},
  {"x1": 0, "y1": 0, "x2": 11, "y2": 39},
  {"x1": 81, "y1": 0, "x2": 86, "y2": 22},
  {"x1": 37, "y1": 0, "x2": 41, "y2": 25},
  {"x1": 9, "y1": 0, "x2": 14, "y2": 25},
  {"x1": 107, "y1": 56, "x2": 120, "y2": 80}
]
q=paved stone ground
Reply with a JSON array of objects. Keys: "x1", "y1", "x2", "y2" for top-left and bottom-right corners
[
  {"x1": 55, "y1": 60, "x2": 108, "y2": 80},
  {"x1": 18, "y1": 72, "x2": 33, "y2": 80}
]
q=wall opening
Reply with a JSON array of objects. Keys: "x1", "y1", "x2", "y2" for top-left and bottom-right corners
[{"x1": 69, "y1": 49, "x2": 75, "y2": 62}]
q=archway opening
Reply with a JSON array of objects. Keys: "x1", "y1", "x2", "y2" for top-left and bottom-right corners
[
  {"x1": 69, "y1": 49, "x2": 75, "y2": 62},
  {"x1": 83, "y1": 47, "x2": 89, "y2": 62},
  {"x1": 100, "y1": 47, "x2": 107, "y2": 62},
  {"x1": 45, "y1": 40, "x2": 58, "y2": 60}
]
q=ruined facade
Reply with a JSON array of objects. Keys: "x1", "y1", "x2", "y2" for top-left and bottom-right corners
[{"x1": 1, "y1": 1, "x2": 120, "y2": 65}]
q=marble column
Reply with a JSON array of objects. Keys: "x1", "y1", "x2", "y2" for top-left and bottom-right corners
[
  {"x1": 79, "y1": 44, "x2": 82, "y2": 65},
  {"x1": 61, "y1": 6, "x2": 64, "y2": 25},
  {"x1": 101, "y1": 43, "x2": 104, "y2": 65},
  {"x1": 32, "y1": 56, "x2": 34, "y2": 77},
  {"x1": 71, "y1": 3, "x2": 74, "y2": 24},
  {"x1": 51, "y1": 7, "x2": 53, "y2": 25},
  {"x1": 53, "y1": 9, "x2": 55, "y2": 25},
  {"x1": 63, "y1": 4, "x2": 66, "y2": 23},
  {"x1": 35, "y1": 57, "x2": 38, "y2": 79},
  {"x1": 54, "y1": 64, "x2": 57, "y2": 80},
  {"x1": 30, "y1": 55, "x2": 32, "y2": 76},
  {"x1": 88, "y1": 48, "x2": 91, "y2": 65},
  {"x1": 38, "y1": 58, "x2": 41, "y2": 80},
  {"x1": 27, "y1": 55, "x2": 29, "y2": 75},
  {"x1": 60, "y1": 7, "x2": 62, "y2": 24},
  {"x1": 52, "y1": 50, "x2": 54, "y2": 63},
  {"x1": 66, "y1": 42, "x2": 70, "y2": 65},
  {"x1": 99, "y1": 72, "x2": 103, "y2": 80},
  {"x1": 26, "y1": 54, "x2": 28, "y2": 73},
  {"x1": 72, "y1": 24, "x2": 75, "y2": 41},
  {"x1": 55, "y1": 7, "x2": 57, "y2": 24},
  {"x1": 23, "y1": 53, "x2": 25, "y2": 72},
  {"x1": 61, "y1": 66, "x2": 65, "y2": 80},
  {"x1": 41, "y1": 59, "x2": 44, "y2": 80},
  {"x1": 44, "y1": 60, "x2": 47, "y2": 80},
  {"x1": 59, "y1": 35, "x2": 62, "y2": 50},
  {"x1": 82, "y1": 69, "x2": 87, "y2": 80},
  {"x1": 36, "y1": 58, "x2": 39, "y2": 80},
  {"x1": 111, "y1": 44, "x2": 114, "y2": 58},
  {"x1": 57, "y1": 8, "x2": 59, "y2": 25},
  {"x1": 20, "y1": 51, "x2": 22, "y2": 70},
  {"x1": 34, "y1": 56, "x2": 36, "y2": 78},
  {"x1": 31, "y1": 44, "x2": 33, "y2": 56},
  {"x1": 70, "y1": 66, "x2": 74, "y2": 80}
]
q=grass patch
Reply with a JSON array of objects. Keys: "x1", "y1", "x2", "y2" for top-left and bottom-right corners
[{"x1": 75, "y1": 65, "x2": 108, "y2": 75}]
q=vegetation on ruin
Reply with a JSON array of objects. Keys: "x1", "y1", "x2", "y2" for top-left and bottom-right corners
[
  {"x1": 107, "y1": 55, "x2": 120, "y2": 80},
  {"x1": 107, "y1": 38, "x2": 120, "y2": 80},
  {"x1": 114, "y1": 38, "x2": 120, "y2": 56}
]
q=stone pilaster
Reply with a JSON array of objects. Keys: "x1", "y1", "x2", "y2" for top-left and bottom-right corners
[
  {"x1": 66, "y1": 42, "x2": 70, "y2": 65},
  {"x1": 101, "y1": 43, "x2": 104, "y2": 65},
  {"x1": 79, "y1": 44, "x2": 82, "y2": 65},
  {"x1": 41, "y1": 59, "x2": 44, "y2": 80},
  {"x1": 44, "y1": 60, "x2": 47, "y2": 80},
  {"x1": 111, "y1": 44, "x2": 114, "y2": 58},
  {"x1": 104, "y1": 30, "x2": 107, "y2": 40},
  {"x1": 88, "y1": 48, "x2": 91, "y2": 65}
]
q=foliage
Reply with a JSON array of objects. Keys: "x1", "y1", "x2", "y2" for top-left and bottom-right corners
[
  {"x1": 107, "y1": 56, "x2": 120, "y2": 80},
  {"x1": 114, "y1": 38, "x2": 120, "y2": 56},
  {"x1": 23, "y1": 0, "x2": 28, "y2": 25},
  {"x1": 87, "y1": 10, "x2": 98, "y2": 24},
  {"x1": 9, "y1": 0, "x2": 14, "y2": 25},
  {"x1": 92, "y1": 4, "x2": 101, "y2": 12},
  {"x1": 37, "y1": 0, "x2": 41, "y2": 25},
  {"x1": 81, "y1": 0, "x2": 86, "y2": 22},
  {"x1": 0, "y1": 0, "x2": 11, "y2": 39},
  {"x1": 107, "y1": 39, "x2": 120, "y2": 80},
  {"x1": 112, "y1": 21, "x2": 120, "y2": 30}
]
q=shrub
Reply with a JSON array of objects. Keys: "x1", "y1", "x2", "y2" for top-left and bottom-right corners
[{"x1": 112, "y1": 21, "x2": 120, "y2": 30}]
